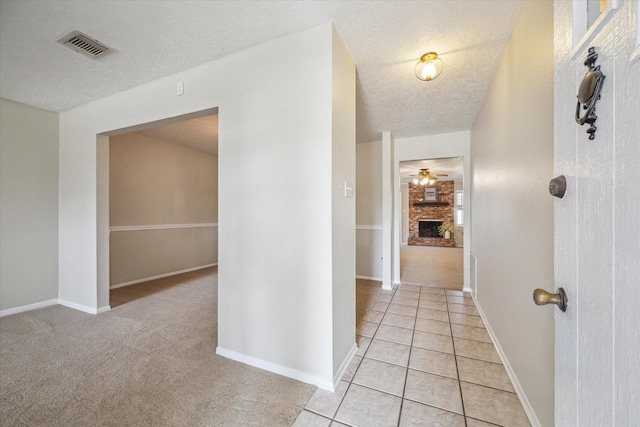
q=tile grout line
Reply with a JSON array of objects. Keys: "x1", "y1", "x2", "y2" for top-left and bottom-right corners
[
  {"x1": 455, "y1": 354, "x2": 511, "y2": 368},
  {"x1": 446, "y1": 291, "x2": 468, "y2": 427},
  {"x1": 330, "y1": 285, "x2": 399, "y2": 426},
  {"x1": 315, "y1": 286, "x2": 493, "y2": 426},
  {"x1": 396, "y1": 284, "x2": 421, "y2": 427},
  {"x1": 458, "y1": 379, "x2": 520, "y2": 396},
  {"x1": 415, "y1": 322, "x2": 489, "y2": 339},
  {"x1": 399, "y1": 287, "x2": 491, "y2": 420},
  {"x1": 414, "y1": 301, "x2": 482, "y2": 318}
]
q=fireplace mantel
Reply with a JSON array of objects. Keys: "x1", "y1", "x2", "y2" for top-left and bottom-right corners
[{"x1": 412, "y1": 201, "x2": 449, "y2": 206}]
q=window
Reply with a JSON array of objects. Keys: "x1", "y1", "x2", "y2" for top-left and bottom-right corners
[
  {"x1": 454, "y1": 191, "x2": 464, "y2": 226},
  {"x1": 455, "y1": 208, "x2": 464, "y2": 227},
  {"x1": 572, "y1": 0, "x2": 621, "y2": 55},
  {"x1": 587, "y1": 0, "x2": 607, "y2": 29}
]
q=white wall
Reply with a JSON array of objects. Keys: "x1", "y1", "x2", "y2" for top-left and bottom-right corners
[
  {"x1": 356, "y1": 140, "x2": 382, "y2": 280},
  {"x1": 470, "y1": 1, "x2": 554, "y2": 425},
  {"x1": 330, "y1": 26, "x2": 356, "y2": 375},
  {"x1": 0, "y1": 98, "x2": 59, "y2": 314},
  {"x1": 109, "y1": 132, "x2": 217, "y2": 287},
  {"x1": 58, "y1": 23, "x2": 354, "y2": 390},
  {"x1": 392, "y1": 131, "x2": 471, "y2": 291}
]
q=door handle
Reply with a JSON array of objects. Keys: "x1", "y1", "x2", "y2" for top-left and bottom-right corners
[{"x1": 533, "y1": 288, "x2": 567, "y2": 312}]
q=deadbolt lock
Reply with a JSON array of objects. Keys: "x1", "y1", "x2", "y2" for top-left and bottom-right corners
[{"x1": 549, "y1": 175, "x2": 567, "y2": 198}]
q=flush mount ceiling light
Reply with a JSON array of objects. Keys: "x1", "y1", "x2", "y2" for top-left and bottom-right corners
[{"x1": 415, "y1": 52, "x2": 443, "y2": 81}]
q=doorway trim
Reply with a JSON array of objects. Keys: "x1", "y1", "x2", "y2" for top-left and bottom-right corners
[{"x1": 384, "y1": 131, "x2": 471, "y2": 292}]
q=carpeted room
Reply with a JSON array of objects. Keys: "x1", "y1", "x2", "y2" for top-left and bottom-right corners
[{"x1": 1, "y1": 268, "x2": 315, "y2": 425}]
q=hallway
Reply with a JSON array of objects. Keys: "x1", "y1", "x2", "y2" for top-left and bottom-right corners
[{"x1": 294, "y1": 280, "x2": 530, "y2": 426}]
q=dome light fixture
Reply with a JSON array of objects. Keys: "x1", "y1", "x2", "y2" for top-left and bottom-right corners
[{"x1": 415, "y1": 52, "x2": 443, "y2": 81}]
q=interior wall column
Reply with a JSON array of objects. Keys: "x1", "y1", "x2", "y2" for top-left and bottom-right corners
[
  {"x1": 392, "y1": 153, "x2": 401, "y2": 286},
  {"x1": 96, "y1": 134, "x2": 110, "y2": 310},
  {"x1": 381, "y1": 131, "x2": 394, "y2": 290}
]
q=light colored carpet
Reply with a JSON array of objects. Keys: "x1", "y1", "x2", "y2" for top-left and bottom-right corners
[
  {"x1": 400, "y1": 245, "x2": 464, "y2": 290},
  {"x1": 0, "y1": 267, "x2": 315, "y2": 426}
]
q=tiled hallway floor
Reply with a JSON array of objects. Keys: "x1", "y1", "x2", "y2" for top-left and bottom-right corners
[{"x1": 293, "y1": 281, "x2": 530, "y2": 427}]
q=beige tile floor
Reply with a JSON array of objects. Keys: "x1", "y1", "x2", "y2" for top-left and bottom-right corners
[{"x1": 293, "y1": 281, "x2": 530, "y2": 427}]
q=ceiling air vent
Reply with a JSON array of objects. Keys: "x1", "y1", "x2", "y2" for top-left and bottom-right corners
[{"x1": 57, "y1": 30, "x2": 112, "y2": 59}]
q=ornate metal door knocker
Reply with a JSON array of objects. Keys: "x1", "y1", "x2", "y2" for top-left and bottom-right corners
[{"x1": 575, "y1": 47, "x2": 605, "y2": 140}]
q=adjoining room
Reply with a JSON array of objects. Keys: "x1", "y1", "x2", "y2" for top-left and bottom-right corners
[
  {"x1": 107, "y1": 113, "x2": 218, "y2": 306},
  {"x1": 399, "y1": 157, "x2": 464, "y2": 290}
]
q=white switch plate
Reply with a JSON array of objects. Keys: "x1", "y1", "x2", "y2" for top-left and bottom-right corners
[
  {"x1": 177, "y1": 81, "x2": 184, "y2": 96},
  {"x1": 344, "y1": 181, "x2": 353, "y2": 198}
]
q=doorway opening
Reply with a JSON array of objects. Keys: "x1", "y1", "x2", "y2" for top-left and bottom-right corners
[
  {"x1": 399, "y1": 157, "x2": 464, "y2": 290},
  {"x1": 99, "y1": 109, "x2": 219, "y2": 307}
]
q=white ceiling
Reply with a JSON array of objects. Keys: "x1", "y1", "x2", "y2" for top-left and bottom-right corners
[
  {"x1": 0, "y1": 1, "x2": 524, "y2": 143},
  {"x1": 136, "y1": 115, "x2": 218, "y2": 155}
]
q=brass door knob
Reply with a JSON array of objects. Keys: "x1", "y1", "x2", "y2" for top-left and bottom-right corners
[{"x1": 533, "y1": 288, "x2": 567, "y2": 312}]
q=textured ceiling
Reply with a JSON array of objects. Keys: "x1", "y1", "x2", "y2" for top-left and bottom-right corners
[
  {"x1": 136, "y1": 115, "x2": 218, "y2": 155},
  {"x1": 0, "y1": 1, "x2": 524, "y2": 142}
]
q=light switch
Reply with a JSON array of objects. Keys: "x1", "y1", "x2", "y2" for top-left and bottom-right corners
[{"x1": 344, "y1": 181, "x2": 354, "y2": 198}]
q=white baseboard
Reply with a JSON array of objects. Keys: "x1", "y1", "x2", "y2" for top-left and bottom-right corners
[
  {"x1": 216, "y1": 346, "x2": 335, "y2": 391},
  {"x1": 1, "y1": 263, "x2": 218, "y2": 317},
  {"x1": 1, "y1": 298, "x2": 112, "y2": 317},
  {"x1": 110, "y1": 263, "x2": 217, "y2": 289},
  {"x1": 462, "y1": 287, "x2": 472, "y2": 293},
  {"x1": 333, "y1": 343, "x2": 358, "y2": 387},
  {"x1": 356, "y1": 275, "x2": 382, "y2": 282},
  {"x1": 58, "y1": 299, "x2": 102, "y2": 315},
  {"x1": 97, "y1": 305, "x2": 111, "y2": 314},
  {"x1": 0, "y1": 298, "x2": 58, "y2": 318},
  {"x1": 470, "y1": 292, "x2": 541, "y2": 427}
]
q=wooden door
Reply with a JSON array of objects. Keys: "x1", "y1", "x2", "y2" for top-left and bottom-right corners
[{"x1": 554, "y1": 1, "x2": 639, "y2": 425}]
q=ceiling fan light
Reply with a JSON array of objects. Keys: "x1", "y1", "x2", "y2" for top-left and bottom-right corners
[{"x1": 415, "y1": 52, "x2": 443, "y2": 81}]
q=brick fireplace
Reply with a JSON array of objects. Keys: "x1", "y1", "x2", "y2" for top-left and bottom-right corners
[{"x1": 408, "y1": 181, "x2": 455, "y2": 247}]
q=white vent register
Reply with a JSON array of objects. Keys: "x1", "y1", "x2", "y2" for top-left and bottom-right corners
[{"x1": 57, "y1": 30, "x2": 112, "y2": 59}]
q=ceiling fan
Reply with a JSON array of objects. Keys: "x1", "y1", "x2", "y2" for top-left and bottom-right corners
[{"x1": 411, "y1": 168, "x2": 448, "y2": 186}]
